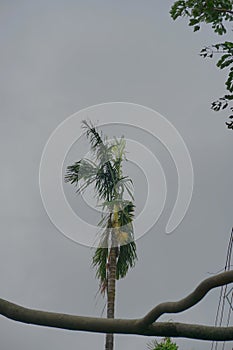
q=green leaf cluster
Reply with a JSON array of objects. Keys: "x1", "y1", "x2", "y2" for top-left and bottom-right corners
[
  {"x1": 170, "y1": 1, "x2": 233, "y2": 129},
  {"x1": 200, "y1": 42, "x2": 233, "y2": 127},
  {"x1": 147, "y1": 337, "x2": 179, "y2": 350},
  {"x1": 170, "y1": 1, "x2": 233, "y2": 34}
]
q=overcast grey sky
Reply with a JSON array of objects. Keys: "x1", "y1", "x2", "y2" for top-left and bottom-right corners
[{"x1": 0, "y1": 1, "x2": 233, "y2": 349}]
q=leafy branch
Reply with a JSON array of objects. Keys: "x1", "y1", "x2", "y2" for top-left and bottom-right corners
[
  {"x1": 170, "y1": 1, "x2": 233, "y2": 129},
  {"x1": 200, "y1": 42, "x2": 233, "y2": 128},
  {"x1": 170, "y1": 1, "x2": 233, "y2": 34}
]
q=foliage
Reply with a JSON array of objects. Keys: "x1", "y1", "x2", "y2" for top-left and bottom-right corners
[
  {"x1": 170, "y1": 1, "x2": 233, "y2": 129},
  {"x1": 147, "y1": 337, "x2": 179, "y2": 350},
  {"x1": 200, "y1": 41, "x2": 233, "y2": 128},
  {"x1": 170, "y1": 1, "x2": 233, "y2": 34},
  {"x1": 65, "y1": 120, "x2": 137, "y2": 293}
]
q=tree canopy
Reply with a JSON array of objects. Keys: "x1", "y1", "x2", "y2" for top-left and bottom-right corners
[{"x1": 170, "y1": 1, "x2": 233, "y2": 129}]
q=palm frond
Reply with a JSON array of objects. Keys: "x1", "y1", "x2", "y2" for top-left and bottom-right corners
[
  {"x1": 82, "y1": 120, "x2": 104, "y2": 151},
  {"x1": 65, "y1": 158, "x2": 97, "y2": 194},
  {"x1": 118, "y1": 201, "x2": 135, "y2": 225},
  {"x1": 116, "y1": 241, "x2": 137, "y2": 279},
  {"x1": 121, "y1": 178, "x2": 134, "y2": 200},
  {"x1": 82, "y1": 120, "x2": 113, "y2": 166},
  {"x1": 92, "y1": 220, "x2": 112, "y2": 293},
  {"x1": 92, "y1": 246, "x2": 108, "y2": 291},
  {"x1": 111, "y1": 136, "x2": 126, "y2": 161}
]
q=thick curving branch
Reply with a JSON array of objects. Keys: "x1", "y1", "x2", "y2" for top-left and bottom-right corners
[
  {"x1": 0, "y1": 271, "x2": 233, "y2": 341},
  {"x1": 140, "y1": 270, "x2": 233, "y2": 326}
]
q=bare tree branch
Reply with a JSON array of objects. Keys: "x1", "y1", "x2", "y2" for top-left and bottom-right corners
[
  {"x1": 140, "y1": 270, "x2": 233, "y2": 326},
  {"x1": 0, "y1": 271, "x2": 233, "y2": 341},
  {"x1": 212, "y1": 8, "x2": 233, "y2": 15}
]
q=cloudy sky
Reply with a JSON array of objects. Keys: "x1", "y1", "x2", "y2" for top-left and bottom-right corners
[{"x1": 1, "y1": 1, "x2": 233, "y2": 349}]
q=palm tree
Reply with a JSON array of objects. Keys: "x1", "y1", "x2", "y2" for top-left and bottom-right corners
[{"x1": 65, "y1": 120, "x2": 137, "y2": 350}]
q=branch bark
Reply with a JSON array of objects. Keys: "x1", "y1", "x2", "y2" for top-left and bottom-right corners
[
  {"x1": 140, "y1": 270, "x2": 233, "y2": 326},
  {"x1": 212, "y1": 8, "x2": 233, "y2": 15},
  {"x1": 0, "y1": 271, "x2": 233, "y2": 341}
]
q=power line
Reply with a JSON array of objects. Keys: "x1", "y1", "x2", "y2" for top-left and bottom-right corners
[{"x1": 211, "y1": 228, "x2": 233, "y2": 350}]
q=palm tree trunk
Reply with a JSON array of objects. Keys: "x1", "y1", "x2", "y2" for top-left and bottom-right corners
[{"x1": 105, "y1": 242, "x2": 118, "y2": 350}]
